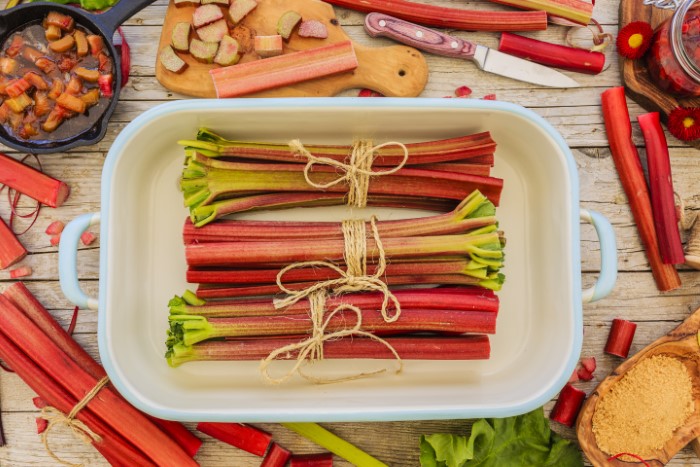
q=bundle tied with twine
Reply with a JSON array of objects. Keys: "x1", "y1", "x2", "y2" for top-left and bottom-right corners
[
  {"x1": 260, "y1": 139, "x2": 411, "y2": 384},
  {"x1": 38, "y1": 376, "x2": 110, "y2": 467}
]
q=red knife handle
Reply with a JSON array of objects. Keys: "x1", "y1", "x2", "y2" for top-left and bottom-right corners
[{"x1": 364, "y1": 12, "x2": 477, "y2": 60}]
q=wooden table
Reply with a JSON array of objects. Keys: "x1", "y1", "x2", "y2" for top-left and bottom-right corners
[{"x1": 1, "y1": 0, "x2": 700, "y2": 465}]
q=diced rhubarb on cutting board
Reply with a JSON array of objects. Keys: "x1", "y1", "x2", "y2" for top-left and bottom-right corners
[
  {"x1": 197, "y1": 19, "x2": 229, "y2": 43},
  {"x1": 277, "y1": 11, "x2": 302, "y2": 40},
  {"x1": 210, "y1": 40, "x2": 358, "y2": 97},
  {"x1": 172, "y1": 22, "x2": 192, "y2": 51},
  {"x1": 193, "y1": 4, "x2": 224, "y2": 28},
  {"x1": 254, "y1": 35, "x2": 283, "y2": 58},
  {"x1": 160, "y1": 45, "x2": 188, "y2": 73},
  {"x1": 298, "y1": 20, "x2": 328, "y2": 39},
  {"x1": 229, "y1": 0, "x2": 257, "y2": 24},
  {"x1": 202, "y1": 0, "x2": 229, "y2": 4},
  {"x1": 214, "y1": 36, "x2": 240, "y2": 66},
  {"x1": 190, "y1": 39, "x2": 219, "y2": 63}
]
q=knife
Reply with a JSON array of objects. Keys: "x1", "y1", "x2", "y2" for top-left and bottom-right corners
[{"x1": 364, "y1": 13, "x2": 580, "y2": 88}]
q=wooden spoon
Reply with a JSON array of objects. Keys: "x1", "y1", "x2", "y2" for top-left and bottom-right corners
[{"x1": 577, "y1": 306, "x2": 700, "y2": 466}]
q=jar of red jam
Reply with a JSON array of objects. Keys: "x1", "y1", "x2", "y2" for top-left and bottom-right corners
[{"x1": 647, "y1": 0, "x2": 700, "y2": 96}]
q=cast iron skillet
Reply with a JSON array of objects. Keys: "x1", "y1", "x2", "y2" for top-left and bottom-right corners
[{"x1": 0, "y1": 0, "x2": 156, "y2": 153}]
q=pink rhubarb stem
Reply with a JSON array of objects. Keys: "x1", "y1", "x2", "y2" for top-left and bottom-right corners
[
  {"x1": 0, "y1": 153, "x2": 70, "y2": 207},
  {"x1": 196, "y1": 422, "x2": 272, "y2": 457},
  {"x1": 0, "y1": 217, "x2": 26, "y2": 269},
  {"x1": 499, "y1": 32, "x2": 604, "y2": 74}
]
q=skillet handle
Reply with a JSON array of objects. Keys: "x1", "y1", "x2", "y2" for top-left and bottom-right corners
[
  {"x1": 59, "y1": 212, "x2": 101, "y2": 311},
  {"x1": 92, "y1": 0, "x2": 157, "y2": 34},
  {"x1": 580, "y1": 209, "x2": 617, "y2": 303}
]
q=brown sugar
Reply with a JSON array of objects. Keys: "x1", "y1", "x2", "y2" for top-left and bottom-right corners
[{"x1": 592, "y1": 355, "x2": 694, "y2": 459}]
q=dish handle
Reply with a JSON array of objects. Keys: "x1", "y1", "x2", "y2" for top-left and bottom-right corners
[
  {"x1": 58, "y1": 212, "x2": 101, "y2": 310},
  {"x1": 580, "y1": 209, "x2": 617, "y2": 303}
]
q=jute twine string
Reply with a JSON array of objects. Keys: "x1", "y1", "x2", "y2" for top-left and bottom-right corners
[
  {"x1": 288, "y1": 139, "x2": 409, "y2": 208},
  {"x1": 39, "y1": 376, "x2": 110, "y2": 467},
  {"x1": 261, "y1": 217, "x2": 403, "y2": 384}
]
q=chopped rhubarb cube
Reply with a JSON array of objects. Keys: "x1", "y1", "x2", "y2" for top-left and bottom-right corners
[
  {"x1": 35, "y1": 417, "x2": 48, "y2": 435},
  {"x1": 9, "y1": 266, "x2": 32, "y2": 279},
  {"x1": 193, "y1": 4, "x2": 224, "y2": 28},
  {"x1": 80, "y1": 232, "x2": 96, "y2": 246},
  {"x1": 229, "y1": 0, "x2": 257, "y2": 23},
  {"x1": 483, "y1": 94, "x2": 497, "y2": 100},
  {"x1": 50, "y1": 234, "x2": 61, "y2": 246},
  {"x1": 87, "y1": 35, "x2": 104, "y2": 56},
  {"x1": 45, "y1": 221, "x2": 65, "y2": 235},
  {"x1": 455, "y1": 85, "x2": 472, "y2": 97},
  {"x1": 98, "y1": 74, "x2": 113, "y2": 97},
  {"x1": 298, "y1": 20, "x2": 328, "y2": 39},
  {"x1": 580, "y1": 356, "x2": 596, "y2": 373},
  {"x1": 576, "y1": 366, "x2": 594, "y2": 381},
  {"x1": 46, "y1": 11, "x2": 74, "y2": 31}
]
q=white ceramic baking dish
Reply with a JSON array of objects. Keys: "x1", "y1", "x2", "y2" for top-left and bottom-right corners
[{"x1": 58, "y1": 98, "x2": 617, "y2": 423}]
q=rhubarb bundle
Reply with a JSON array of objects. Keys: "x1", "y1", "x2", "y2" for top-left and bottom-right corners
[
  {"x1": 178, "y1": 128, "x2": 502, "y2": 227},
  {"x1": 0, "y1": 282, "x2": 202, "y2": 465}
]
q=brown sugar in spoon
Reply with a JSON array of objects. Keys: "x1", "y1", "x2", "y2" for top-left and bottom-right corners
[{"x1": 576, "y1": 306, "x2": 700, "y2": 466}]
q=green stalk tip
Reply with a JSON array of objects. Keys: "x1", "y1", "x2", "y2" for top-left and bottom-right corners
[{"x1": 182, "y1": 290, "x2": 206, "y2": 306}]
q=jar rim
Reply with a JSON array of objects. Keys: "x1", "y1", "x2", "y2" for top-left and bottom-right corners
[{"x1": 670, "y1": 0, "x2": 700, "y2": 81}]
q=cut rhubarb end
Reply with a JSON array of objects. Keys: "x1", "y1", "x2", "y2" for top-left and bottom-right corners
[
  {"x1": 580, "y1": 356, "x2": 596, "y2": 373},
  {"x1": 45, "y1": 220, "x2": 65, "y2": 236},
  {"x1": 50, "y1": 234, "x2": 61, "y2": 247},
  {"x1": 196, "y1": 422, "x2": 273, "y2": 457},
  {"x1": 549, "y1": 383, "x2": 586, "y2": 427},
  {"x1": 482, "y1": 94, "x2": 497, "y2": 100},
  {"x1": 455, "y1": 85, "x2": 472, "y2": 97},
  {"x1": 9, "y1": 266, "x2": 32, "y2": 279},
  {"x1": 604, "y1": 318, "x2": 637, "y2": 358},
  {"x1": 32, "y1": 396, "x2": 47, "y2": 409},
  {"x1": 0, "y1": 153, "x2": 71, "y2": 208},
  {"x1": 298, "y1": 19, "x2": 329, "y2": 39},
  {"x1": 35, "y1": 417, "x2": 48, "y2": 434},
  {"x1": 80, "y1": 231, "x2": 97, "y2": 246},
  {"x1": 261, "y1": 443, "x2": 292, "y2": 467},
  {"x1": 576, "y1": 366, "x2": 593, "y2": 381},
  {"x1": 0, "y1": 218, "x2": 27, "y2": 270}
]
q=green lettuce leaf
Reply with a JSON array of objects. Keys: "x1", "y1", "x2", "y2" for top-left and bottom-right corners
[
  {"x1": 419, "y1": 408, "x2": 583, "y2": 467},
  {"x1": 30, "y1": 0, "x2": 118, "y2": 10}
]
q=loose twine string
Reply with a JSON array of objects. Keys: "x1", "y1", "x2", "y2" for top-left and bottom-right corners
[
  {"x1": 39, "y1": 376, "x2": 110, "y2": 467},
  {"x1": 288, "y1": 139, "x2": 409, "y2": 208},
  {"x1": 260, "y1": 217, "x2": 403, "y2": 385}
]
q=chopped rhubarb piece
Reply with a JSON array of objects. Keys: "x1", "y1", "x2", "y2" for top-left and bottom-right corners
[
  {"x1": 5, "y1": 93, "x2": 32, "y2": 113},
  {"x1": 160, "y1": 46, "x2": 188, "y2": 73},
  {"x1": 35, "y1": 417, "x2": 48, "y2": 434},
  {"x1": 46, "y1": 11, "x2": 74, "y2": 31},
  {"x1": 86, "y1": 34, "x2": 103, "y2": 56},
  {"x1": 73, "y1": 30, "x2": 89, "y2": 57},
  {"x1": 193, "y1": 4, "x2": 224, "y2": 28},
  {"x1": 197, "y1": 422, "x2": 272, "y2": 457},
  {"x1": 9, "y1": 266, "x2": 32, "y2": 279},
  {"x1": 0, "y1": 218, "x2": 26, "y2": 269},
  {"x1": 0, "y1": 153, "x2": 70, "y2": 208},
  {"x1": 261, "y1": 443, "x2": 292, "y2": 467},
  {"x1": 45, "y1": 221, "x2": 65, "y2": 235},
  {"x1": 604, "y1": 318, "x2": 637, "y2": 358},
  {"x1": 35, "y1": 57, "x2": 57, "y2": 75},
  {"x1": 197, "y1": 19, "x2": 229, "y2": 43},
  {"x1": 298, "y1": 20, "x2": 328, "y2": 39},
  {"x1": 23, "y1": 72, "x2": 48, "y2": 90},
  {"x1": 277, "y1": 11, "x2": 302, "y2": 40},
  {"x1": 5, "y1": 78, "x2": 31, "y2": 98},
  {"x1": 48, "y1": 79, "x2": 64, "y2": 100},
  {"x1": 358, "y1": 88, "x2": 382, "y2": 97},
  {"x1": 5, "y1": 35, "x2": 23, "y2": 58},
  {"x1": 580, "y1": 356, "x2": 596, "y2": 373},
  {"x1": 80, "y1": 232, "x2": 96, "y2": 246},
  {"x1": 34, "y1": 92, "x2": 51, "y2": 117},
  {"x1": 48, "y1": 35, "x2": 75, "y2": 53},
  {"x1": 56, "y1": 92, "x2": 87, "y2": 114},
  {"x1": 576, "y1": 366, "x2": 593, "y2": 381},
  {"x1": 32, "y1": 396, "x2": 47, "y2": 409},
  {"x1": 483, "y1": 94, "x2": 497, "y2": 100},
  {"x1": 74, "y1": 67, "x2": 100, "y2": 83},
  {"x1": 0, "y1": 58, "x2": 18, "y2": 75},
  {"x1": 229, "y1": 0, "x2": 258, "y2": 23},
  {"x1": 455, "y1": 85, "x2": 472, "y2": 97},
  {"x1": 190, "y1": 39, "x2": 219, "y2": 63},
  {"x1": 254, "y1": 35, "x2": 283, "y2": 58},
  {"x1": 289, "y1": 453, "x2": 334, "y2": 467},
  {"x1": 211, "y1": 40, "x2": 358, "y2": 97},
  {"x1": 45, "y1": 24, "x2": 62, "y2": 42},
  {"x1": 172, "y1": 22, "x2": 192, "y2": 51},
  {"x1": 549, "y1": 383, "x2": 586, "y2": 427},
  {"x1": 49, "y1": 234, "x2": 61, "y2": 246},
  {"x1": 214, "y1": 36, "x2": 240, "y2": 66},
  {"x1": 98, "y1": 74, "x2": 113, "y2": 97}
]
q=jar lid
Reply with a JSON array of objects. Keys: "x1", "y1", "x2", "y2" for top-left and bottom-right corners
[{"x1": 671, "y1": 0, "x2": 700, "y2": 81}]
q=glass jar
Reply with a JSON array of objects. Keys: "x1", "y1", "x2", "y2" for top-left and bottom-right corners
[{"x1": 647, "y1": 0, "x2": 700, "y2": 96}]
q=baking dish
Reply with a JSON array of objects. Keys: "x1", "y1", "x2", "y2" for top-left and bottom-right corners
[{"x1": 58, "y1": 98, "x2": 617, "y2": 422}]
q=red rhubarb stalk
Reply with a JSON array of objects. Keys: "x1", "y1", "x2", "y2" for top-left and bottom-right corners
[
  {"x1": 0, "y1": 153, "x2": 70, "y2": 207},
  {"x1": 499, "y1": 32, "x2": 604, "y2": 74},
  {"x1": 261, "y1": 443, "x2": 292, "y2": 467},
  {"x1": 490, "y1": 0, "x2": 592, "y2": 25},
  {"x1": 601, "y1": 87, "x2": 681, "y2": 291},
  {"x1": 0, "y1": 217, "x2": 26, "y2": 269},
  {"x1": 1, "y1": 283, "x2": 203, "y2": 458},
  {"x1": 167, "y1": 335, "x2": 491, "y2": 366},
  {"x1": 549, "y1": 383, "x2": 586, "y2": 427},
  {"x1": 196, "y1": 422, "x2": 272, "y2": 457},
  {"x1": 604, "y1": 318, "x2": 637, "y2": 358},
  {"x1": 0, "y1": 295, "x2": 197, "y2": 466},
  {"x1": 323, "y1": 0, "x2": 547, "y2": 31},
  {"x1": 290, "y1": 452, "x2": 334, "y2": 466},
  {"x1": 637, "y1": 112, "x2": 685, "y2": 264}
]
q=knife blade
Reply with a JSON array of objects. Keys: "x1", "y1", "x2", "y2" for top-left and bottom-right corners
[{"x1": 364, "y1": 12, "x2": 580, "y2": 88}]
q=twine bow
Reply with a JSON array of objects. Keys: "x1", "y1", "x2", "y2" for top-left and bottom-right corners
[
  {"x1": 39, "y1": 376, "x2": 110, "y2": 467},
  {"x1": 288, "y1": 139, "x2": 409, "y2": 208}
]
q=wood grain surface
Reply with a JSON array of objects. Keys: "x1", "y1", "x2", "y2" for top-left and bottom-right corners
[{"x1": 1, "y1": 0, "x2": 700, "y2": 466}]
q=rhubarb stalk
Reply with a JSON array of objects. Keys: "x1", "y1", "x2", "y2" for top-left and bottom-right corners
[
  {"x1": 290, "y1": 453, "x2": 334, "y2": 466},
  {"x1": 0, "y1": 217, "x2": 26, "y2": 269},
  {"x1": 637, "y1": 112, "x2": 685, "y2": 264},
  {"x1": 604, "y1": 318, "x2": 637, "y2": 358},
  {"x1": 196, "y1": 422, "x2": 272, "y2": 456},
  {"x1": 262, "y1": 443, "x2": 292, "y2": 467},
  {"x1": 0, "y1": 153, "x2": 70, "y2": 207},
  {"x1": 601, "y1": 87, "x2": 681, "y2": 291},
  {"x1": 549, "y1": 383, "x2": 586, "y2": 427},
  {"x1": 489, "y1": 0, "x2": 593, "y2": 25},
  {"x1": 499, "y1": 32, "x2": 605, "y2": 75}
]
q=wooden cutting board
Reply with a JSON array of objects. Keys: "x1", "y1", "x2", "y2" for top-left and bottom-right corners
[
  {"x1": 576, "y1": 306, "x2": 700, "y2": 466},
  {"x1": 155, "y1": 0, "x2": 428, "y2": 97},
  {"x1": 620, "y1": 0, "x2": 700, "y2": 144}
]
